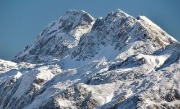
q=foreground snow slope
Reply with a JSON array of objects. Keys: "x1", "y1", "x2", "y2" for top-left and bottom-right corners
[{"x1": 0, "y1": 9, "x2": 179, "y2": 109}]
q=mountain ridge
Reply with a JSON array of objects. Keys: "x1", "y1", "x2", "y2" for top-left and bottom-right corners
[
  {"x1": 0, "y1": 9, "x2": 179, "y2": 109},
  {"x1": 13, "y1": 9, "x2": 177, "y2": 64}
]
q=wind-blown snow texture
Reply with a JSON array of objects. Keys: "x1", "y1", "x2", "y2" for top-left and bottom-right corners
[{"x1": 0, "y1": 9, "x2": 179, "y2": 109}]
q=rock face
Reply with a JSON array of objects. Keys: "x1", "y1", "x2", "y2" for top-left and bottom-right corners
[{"x1": 0, "y1": 9, "x2": 179, "y2": 109}]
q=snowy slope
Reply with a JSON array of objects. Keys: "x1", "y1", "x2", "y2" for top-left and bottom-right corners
[{"x1": 0, "y1": 9, "x2": 179, "y2": 109}]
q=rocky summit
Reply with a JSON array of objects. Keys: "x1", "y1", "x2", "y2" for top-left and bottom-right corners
[{"x1": 0, "y1": 9, "x2": 180, "y2": 109}]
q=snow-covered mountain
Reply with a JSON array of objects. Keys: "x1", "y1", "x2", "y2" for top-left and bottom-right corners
[{"x1": 0, "y1": 9, "x2": 180, "y2": 109}]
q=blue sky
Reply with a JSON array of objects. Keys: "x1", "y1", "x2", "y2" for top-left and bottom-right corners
[{"x1": 0, "y1": 0, "x2": 180, "y2": 60}]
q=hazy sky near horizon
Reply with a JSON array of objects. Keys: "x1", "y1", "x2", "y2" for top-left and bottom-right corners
[{"x1": 0, "y1": 0, "x2": 180, "y2": 60}]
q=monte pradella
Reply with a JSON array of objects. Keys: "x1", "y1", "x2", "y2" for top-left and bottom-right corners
[{"x1": 0, "y1": 9, "x2": 180, "y2": 109}]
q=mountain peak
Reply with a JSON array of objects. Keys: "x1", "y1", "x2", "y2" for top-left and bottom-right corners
[
  {"x1": 59, "y1": 10, "x2": 95, "y2": 30},
  {"x1": 2, "y1": 9, "x2": 180, "y2": 109},
  {"x1": 105, "y1": 9, "x2": 130, "y2": 21},
  {"x1": 116, "y1": 9, "x2": 129, "y2": 17},
  {"x1": 13, "y1": 9, "x2": 177, "y2": 64}
]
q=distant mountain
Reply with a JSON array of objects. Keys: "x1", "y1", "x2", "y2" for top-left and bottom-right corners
[{"x1": 0, "y1": 9, "x2": 179, "y2": 109}]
